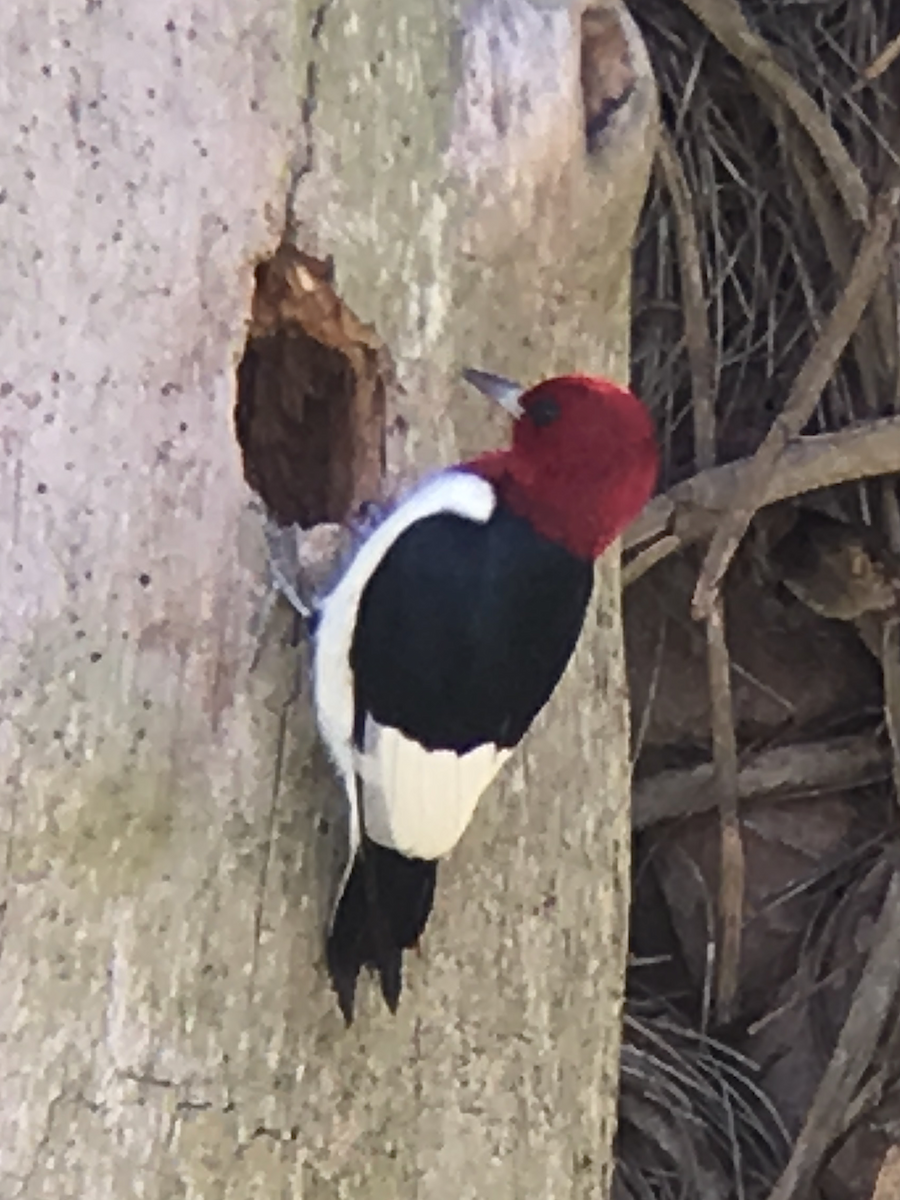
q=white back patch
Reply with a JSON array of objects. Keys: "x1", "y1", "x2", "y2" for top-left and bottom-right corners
[
  {"x1": 358, "y1": 720, "x2": 511, "y2": 860},
  {"x1": 312, "y1": 470, "x2": 497, "y2": 842}
]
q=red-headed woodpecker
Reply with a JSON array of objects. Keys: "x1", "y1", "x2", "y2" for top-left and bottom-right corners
[{"x1": 312, "y1": 370, "x2": 658, "y2": 1022}]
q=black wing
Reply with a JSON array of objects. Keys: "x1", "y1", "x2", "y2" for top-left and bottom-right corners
[{"x1": 349, "y1": 505, "x2": 594, "y2": 753}]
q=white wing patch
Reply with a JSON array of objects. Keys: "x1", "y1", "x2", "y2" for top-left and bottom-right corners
[
  {"x1": 357, "y1": 720, "x2": 511, "y2": 860},
  {"x1": 313, "y1": 470, "x2": 497, "y2": 862}
]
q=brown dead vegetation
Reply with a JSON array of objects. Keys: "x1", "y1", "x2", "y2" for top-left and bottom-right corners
[{"x1": 619, "y1": 2, "x2": 900, "y2": 1197}]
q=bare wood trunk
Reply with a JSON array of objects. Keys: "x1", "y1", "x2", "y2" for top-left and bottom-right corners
[{"x1": 0, "y1": 1, "x2": 655, "y2": 1196}]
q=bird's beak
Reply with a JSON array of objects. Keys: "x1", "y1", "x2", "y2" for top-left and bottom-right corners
[{"x1": 462, "y1": 367, "x2": 524, "y2": 418}]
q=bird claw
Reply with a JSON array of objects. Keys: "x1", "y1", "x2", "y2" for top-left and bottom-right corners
[
  {"x1": 262, "y1": 517, "x2": 315, "y2": 619},
  {"x1": 247, "y1": 514, "x2": 317, "y2": 674}
]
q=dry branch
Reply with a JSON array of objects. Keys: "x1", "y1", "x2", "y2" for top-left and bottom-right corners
[
  {"x1": 621, "y1": 534, "x2": 681, "y2": 588},
  {"x1": 765, "y1": 868, "x2": 900, "y2": 1200},
  {"x1": 880, "y1": 618, "x2": 900, "y2": 807},
  {"x1": 692, "y1": 185, "x2": 900, "y2": 619},
  {"x1": 626, "y1": 415, "x2": 900, "y2": 560},
  {"x1": 870, "y1": 1147, "x2": 900, "y2": 1200},
  {"x1": 778, "y1": 113, "x2": 896, "y2": 408},
  {"x1": 705, "y1": 600, "x2": 743, "y2": 1022},
  {"x1": 632, "y1": 735, "x2": 890, "y2": 830}
]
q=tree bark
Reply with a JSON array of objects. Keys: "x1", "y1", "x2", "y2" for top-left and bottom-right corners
[{"x1": 0, "y1": 1, "x2": 656, "y2": 1196}]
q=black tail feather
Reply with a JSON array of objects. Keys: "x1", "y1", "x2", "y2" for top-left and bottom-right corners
[{"x1": 326, "y1": 838, "x2": 437, "y2": 1024}]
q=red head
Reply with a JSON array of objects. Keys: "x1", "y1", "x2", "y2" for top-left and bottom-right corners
[{"x1": 469, "y1": 374, "x2": 658, "y2": 560}]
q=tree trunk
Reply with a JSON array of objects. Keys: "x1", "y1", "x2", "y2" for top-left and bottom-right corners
[{"x1": 0, "y1": 1, "x2": 656, "y2": 1196}]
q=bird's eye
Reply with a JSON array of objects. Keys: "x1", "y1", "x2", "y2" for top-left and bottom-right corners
[{"x1": 528, "y1": 396, "x2": 561, "y2": 428}]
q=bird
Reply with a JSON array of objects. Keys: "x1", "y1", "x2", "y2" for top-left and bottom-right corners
[{"x1": 310, "y1": 368, "x2": 659, "y2": 1023}]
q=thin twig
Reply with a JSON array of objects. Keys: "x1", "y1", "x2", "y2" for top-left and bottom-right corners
[
  {"x1": 657, "y1": 129, "x2": 717, "y2": 465},
  {"x1": 692, "y1": 185, "x2": 900, "y2": 620},
  {"x1": 660, "y1": 122, "x2": 744, "y2": 1023},
  {"x1": 621, "y1": 535, "x2": 681, "y2": 588},
  {"x1": 881, "y1": 480, "x2": 900, "y2": 553},
  {"x1": 778, "y1": 110, "x2": 893, "y2": 411},
  {"x1": 679, "y1": 0, "x2": 869, "y2": 222},
  {"x1": 880, "y1": 618, "x2": 900, "y2": 809},
  {"x1": 765, "y1": 869, "x2": 900, "y2": 1200},
  {"x1": 863, "y1": 31, "x2": 900, "y2": 83},
  {"x1": 838, "y1": 998, "x2": 900, "y2": 1137},
  {"x1": 706, "y1": 601, "x2": 743, "y2": 1022}
]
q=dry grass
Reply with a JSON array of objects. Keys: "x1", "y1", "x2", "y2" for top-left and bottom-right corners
[
  {"x1": 632, "y1": 0, "x2": 899, "y2": 486},
  {"x1": 616, "y1": 990, "x2": 791, "y2": 1200},
  {"x1": 619, "y1": 2, "x2": 900, "y2": 1197}
]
